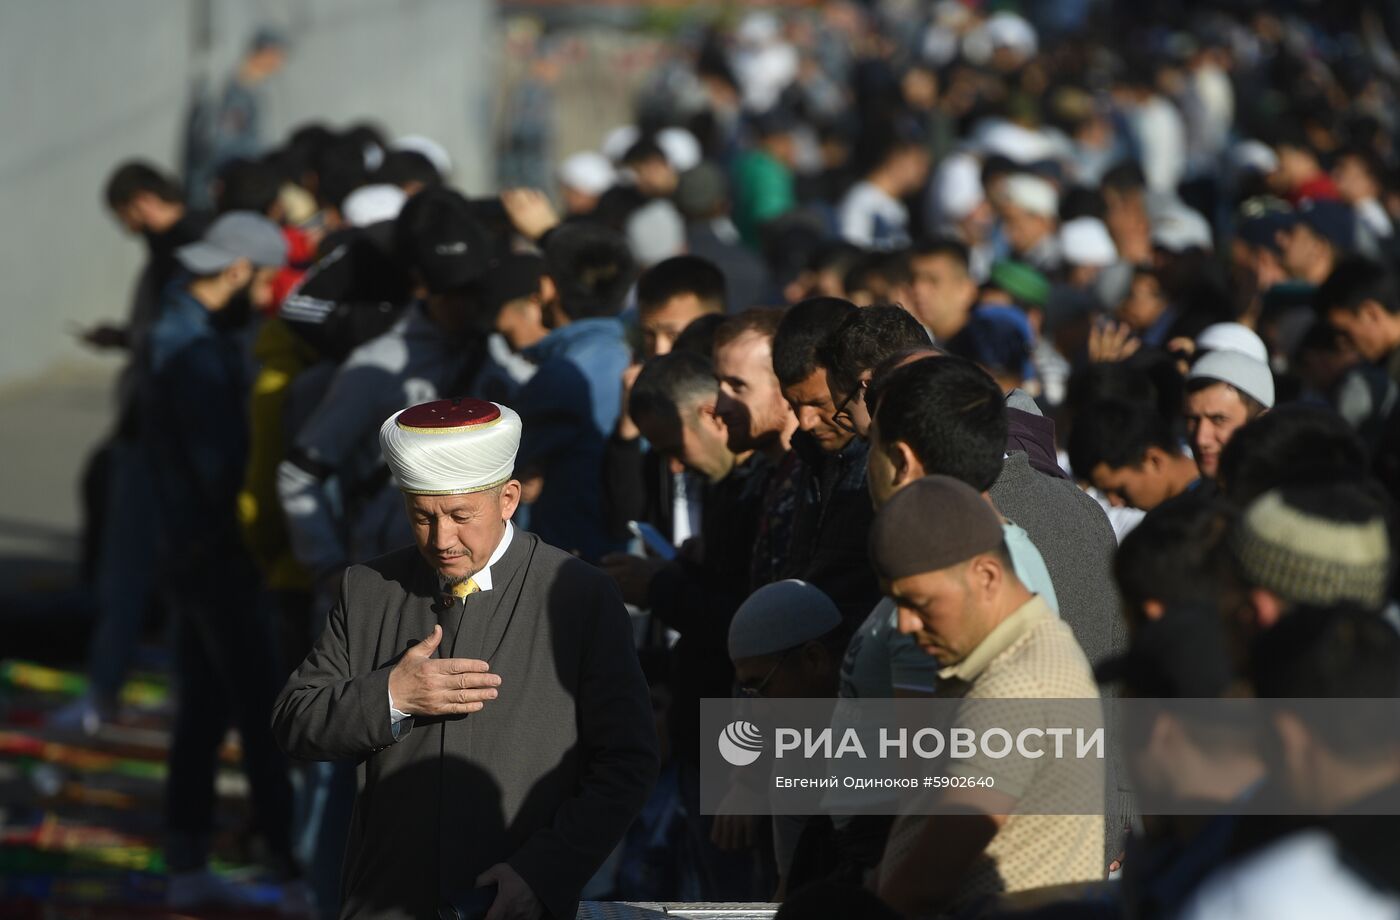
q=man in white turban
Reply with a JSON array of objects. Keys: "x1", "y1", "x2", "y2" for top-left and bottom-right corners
[{"x1": 274, "y1": 397, "x2": 658, "y2": 920}]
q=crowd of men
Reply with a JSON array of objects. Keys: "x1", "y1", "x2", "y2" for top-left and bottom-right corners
[{"x1": 68, "y1": 3, "x2": 1400, "y2": 918}]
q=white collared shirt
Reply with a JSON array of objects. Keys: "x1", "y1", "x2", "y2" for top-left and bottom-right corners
[{"x1": 389, "y1": 522, "x2": 514, "y2": 730}]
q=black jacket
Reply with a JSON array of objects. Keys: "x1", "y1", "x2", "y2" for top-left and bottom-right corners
[{"x1": 783, "y1": 434, "x2": 880, "y2": 623}]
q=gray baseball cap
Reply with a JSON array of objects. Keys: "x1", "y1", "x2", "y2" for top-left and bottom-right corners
[{"x1": 177, "y1": 211, "x2": 286, "y2": 274}]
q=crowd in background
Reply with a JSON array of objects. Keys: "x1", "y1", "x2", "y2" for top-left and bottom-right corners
[{"x1": 68, "y1": 2, "x2": 1400, "y2": 917}]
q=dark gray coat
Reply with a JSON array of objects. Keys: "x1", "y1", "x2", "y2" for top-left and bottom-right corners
[
  {"x1": 272, "y1": 531, "x2": 659, "y2": 920},
  {"x1": 989, "y1": 451, "x2": 1125, "y2": 667}
]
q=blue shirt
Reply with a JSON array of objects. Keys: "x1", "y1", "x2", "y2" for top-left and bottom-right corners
[{"x1": 516, "y1": 317, "x2": 631, "y2": 561}]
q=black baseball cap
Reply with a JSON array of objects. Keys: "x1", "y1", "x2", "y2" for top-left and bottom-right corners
[{"x1": 394, "y1": 187, "x2": 492, "y2": 295}]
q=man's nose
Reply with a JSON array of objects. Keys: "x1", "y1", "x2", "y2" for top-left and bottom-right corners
[{"x1": 896, "y1": 607, "x2": 920, "y2": 636}]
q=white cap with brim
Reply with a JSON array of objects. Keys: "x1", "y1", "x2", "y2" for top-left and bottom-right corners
[
  {"x1": 342, "y1": 184, "x2": 408, "y2": 228},
  {"x1": 558, "y1": 151, "x2": 616, "y2": 197},
  {"x1": 176, "y1": 211, "x2": 286, "y2": 274},
  {"x1": 1060, "y1": 217, "x2": 1117, "y2": 267},
  {"x1": 379, "y1": 399, "x2": 522, "y2": 495},
  {"x1": 1196, "y1": 322, "x2": 1269, "y2": 364},
  {"x1": 1188, "y1": 350, "x2": 1275, "y2": 409},
  {"x1": 728, "y1": 580, "x2": 842, "y2": 662}
]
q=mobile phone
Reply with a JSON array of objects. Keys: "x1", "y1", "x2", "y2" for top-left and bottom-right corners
[{"x1": 627, "y1": 520, "x2": 677, "y2": 561}]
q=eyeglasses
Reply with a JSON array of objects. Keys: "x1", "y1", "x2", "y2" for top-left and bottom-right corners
[
  {"x1": 739, "y1": 649, "x2": 792, "y2": 698},
  {"x1": 831, "y1": 378, "x2": 869, "y2": 434}
]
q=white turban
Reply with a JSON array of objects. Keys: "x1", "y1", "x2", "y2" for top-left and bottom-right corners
[{"x1": 379, "y1": 399, "x2": 522, "y2": 495}]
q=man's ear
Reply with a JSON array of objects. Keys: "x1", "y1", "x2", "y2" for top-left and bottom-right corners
[
  {"x1": 888, "y1": 440, "x2": 922, "y2": 486},
  {"x1": 965, "y1": 553, "x2": 1004, "y2": 601},
  {"x1": 500, "y1": 480, "x2": 523, "y2": 521},
  {"x1": 538, "y1": 274, "x2": 558, "y2": 308},
  {"x1": 1249, "y1": 587, "x2": 1284, "y2": 631},
  {"x1": 700, "y1": 402, "x2": 727, "y2": 436},
  {"x1": 1141, "y1": 446, "x2": 1166, "y2": 475},
  {"x1": 1359, "y1": 298, "x2": 1389, "y2": 327}
]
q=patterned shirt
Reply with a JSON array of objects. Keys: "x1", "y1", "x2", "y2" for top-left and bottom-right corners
[{"x1": 881, "y1": 596, "x2": 1105, "y2": 914}]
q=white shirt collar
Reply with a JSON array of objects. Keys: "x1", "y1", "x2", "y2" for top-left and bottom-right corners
[{"x1": 440, "y1": 521, "x2": 514, "y2": 596}]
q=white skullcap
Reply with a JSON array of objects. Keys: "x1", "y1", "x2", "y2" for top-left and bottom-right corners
[
  {"x1": 657, "y1": 127, "x2": 703, "y2": 173},
  {"x1": 558, "y1": 151, "x2": 616, "y2": 196},
  {"x1": 1196, "y1": 322, "x2": 1269, "y2": 364},
  {"x1": 393, "y1": 135, "x2": 452, "y2": 178},
  {"x1": 1001, "y1": 173, "x2": 1059, "y2": 218},
  {"x1": 379, "y1": 399, "x2": 522, "y2": 495},
  {"x1": 341, "y1": 184, "x2": 408, "y2": 227},
  {"x1": 728, "y1": 580, "x2": 842, "y2": 661},
  {"x1": 627, "y1": 199, "x2": 686, "y2": 267},
  {"x1": 1151, "y1": 206, "x2": 1213, "y2": 252},
  {"x1": 1060, "y1": 217, "x2": 1117, "y2": 267},
  {"x1": 602, "y1": 125, "x2": 641, "y2": 163},
  {"x1": 984, "y1": 12, "x2": 1038, "y2": 56},
  {"x1": 975, "y1": 120, "x2": 1061, "y2": 164},
  {"x1": 931, "y1": 152, "x2": 985, "y2": 222},
  {"x1": 1230, "y1": 140, "x2": 1279, "y2": 176},
  {"x1": 1188, "y1": 351, "x2": 1275, "y2": 409}
]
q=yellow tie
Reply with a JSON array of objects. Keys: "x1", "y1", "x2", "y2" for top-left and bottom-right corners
[{"x1": 450, "y1": 578, "x2": 480, "y2": 599}]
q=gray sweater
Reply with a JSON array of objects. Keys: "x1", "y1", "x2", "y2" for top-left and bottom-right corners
[{"x1": 989, "y1": 451, "x2": 1125, "y2": 667}]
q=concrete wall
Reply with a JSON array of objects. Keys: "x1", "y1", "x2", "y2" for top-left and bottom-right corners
[{"x1": 0, "y1": 0, "x2": 497, "y2": 389}]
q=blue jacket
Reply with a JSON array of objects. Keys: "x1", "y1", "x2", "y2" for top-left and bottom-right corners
[
  {"x1": 142, "y1": 284, "x2": 251, "y2": 564},
  {"x1": 516, "y1": 317, "x2": 631, "y2": 561}
]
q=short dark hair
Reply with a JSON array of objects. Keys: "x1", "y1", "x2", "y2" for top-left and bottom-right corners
[
  {"x1": 543, "y1": 222, "x2": 637, "y2": 320},
  {"x1": 771, "y1": 297, "x2": 858, "y2": 389},
  {"x1": 214, "y1": 157, "x2": 283, "y2": 215},
  {"x1": 909, "y1": 237, "x2": 971, "y2": 272},
  {"x1": 1101, "y1": 160, "x2": 1147, "y2": 196},
  {"x1": 1184, "y1": 375, "x2": 1267, "y2": 419},
  {"x1": 672, "y1": 313, "x2": 727, "y2": 358},
  {"x1": 1314, "y1": 256, "x2": 1400, "y2": 317},
  {"x1": 816, "y1": 305, "x2": 930, "y2": 398},
  {"x1": 1114, "y1": 496, "x2": 1231, "y2": 627},
  {"x1": 843, "y1": 250, "x2": 912, "y2": 297},
  {"x1": 622, "y1": 136, "x2": 668, "y2": 167},
  {"x1": 105, "y1": 160, "x2": 182, "y2": 209},
  {"x1": 714, "y1": 306, "x2": 786, "y2": 352},
  {"x1": 377, "y1": 150, "x2": 442, "y2": 189},
  {"x1": 314, "y1": 133, "x2": 372, "y2": 210},
  {"x1": 637, "y1": 255, "x2": 728, "y2": 315},
  {"x1": 1069, "y1": 398, "x2": 1181, "y2": 479},
  {"x1": 851, "y1": 121, "x2": 922, "y2": 177},
  {"x1": 1217, "y1": 405, "x2": 1370, "y2": 507},
  {"x1": 629, "y1": 350, "x2": 718, "y2": 423},
  {"x1": 871, "y1": 356, "x2": 1007, "y2": 491}
]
